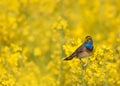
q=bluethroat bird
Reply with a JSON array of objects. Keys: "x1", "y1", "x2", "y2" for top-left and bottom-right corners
[{"x1": 64, "y1": 36, "x2": 93, "y2": 60}]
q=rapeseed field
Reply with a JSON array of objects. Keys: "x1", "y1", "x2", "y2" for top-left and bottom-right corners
[{"x1": 0, "y1": 0, "x2": 120, "y2": 86}]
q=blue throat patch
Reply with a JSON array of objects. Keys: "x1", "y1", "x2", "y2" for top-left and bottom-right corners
[{"x1": 84, "y1": 40, "x2": 93, "y2": 50}]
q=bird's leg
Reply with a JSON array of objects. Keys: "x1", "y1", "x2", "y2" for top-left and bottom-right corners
[
  {"x1": 79, "y1": 56, "x2": 91, "y2": 70},
  {"x1": 79, "y1": 58, "x2": 84, "y2": 64},
  {"x1": 79, "y1": 58, "x2": 86, "y2": 70},
  {"x1": 84, "y1": 56, "x2": 91, "y2": 69},
  {"x1": 84, "y1": 56, "x2": 89, "y2": 67},
  {"x1": 80, "y1": 56, "x2": 90, "y2": 71}
]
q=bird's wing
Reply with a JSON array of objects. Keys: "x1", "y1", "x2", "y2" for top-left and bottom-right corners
[
  {"x1": 72, "y1": 44, "x2": 85, "y2": 55},
  {"x1": 64, "y1": 44, "x2": 85, "y2": 60}
]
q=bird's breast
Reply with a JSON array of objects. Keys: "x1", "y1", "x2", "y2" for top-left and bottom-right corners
[
  {"x1": 77, "y1": 51, "x2": 89, "y2": 58},
  {"x1": 77, "y1": 47, "x2": 91, "y2": 58}
]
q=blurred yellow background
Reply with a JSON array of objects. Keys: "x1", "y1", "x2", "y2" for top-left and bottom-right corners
[{"x1": 0, "y1": 0, "x2": 120, "y2": 86}]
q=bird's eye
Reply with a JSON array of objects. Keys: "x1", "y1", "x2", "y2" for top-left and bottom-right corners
[{"x1": 85, "y1": 36, "x2": 92, "y2": 41}]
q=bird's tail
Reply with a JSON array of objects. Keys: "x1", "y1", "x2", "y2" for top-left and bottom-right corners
[
  {"x1": 64, "y1": 56, "x2": 73, "y2": 60},
  {"x1": 64, "y1": 54, "x2": 75, "y2": 60}
]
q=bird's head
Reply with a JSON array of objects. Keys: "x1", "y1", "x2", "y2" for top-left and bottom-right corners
[
  {"x1": 85, "y1": 36, "x2": 92, "y2": 42},
  {"x1": 84, "y1": 36, "x2": 93, "y2": 50}
]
